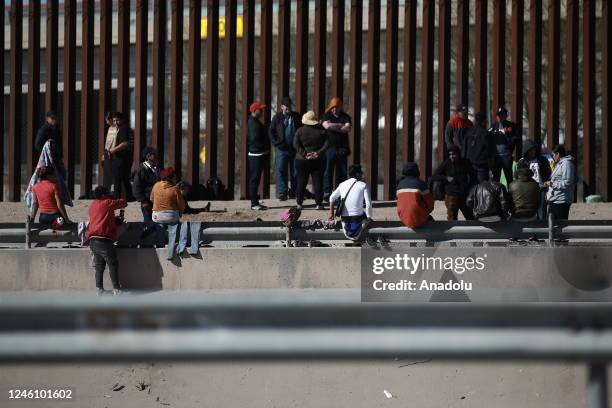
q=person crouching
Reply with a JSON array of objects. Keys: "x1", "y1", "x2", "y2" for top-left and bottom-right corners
[
  {"x1": 466, "y1": 178, "x2": 510, "y2": 222},
  {"x1": 396, "y1": 162, "x2": 435, "y2": 228}
]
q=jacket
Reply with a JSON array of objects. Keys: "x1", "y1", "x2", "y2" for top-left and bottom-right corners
[
  {"x1": 293, "y1": 125, "x2": 329, "y2": 161},
  {"x1": 150, "y1": 181, "x2": 186, "y2": 213},
  {"x1": 444, "y1": 114, "x2": 473, "y2": 148},
  {"x1": 269, "y1": 111, "x2": 301, "y2": 150},
  {"x1": 546, "y1": 156, "x2": 578, "y2": 204},
  {"x1": 461, "y1": 124, "x2": 494, "y2": 166},
  {"x1": 396, "y1": 163, "x2": 434, "y2": 228},
  {"x1": 466, "y1": 181, "x2": 509, "y2": 219},
  {"x1": 509, "y1": 174, "x2": 541, "y2": 218},
  {"x1": 35, "y1": 123, "x2": 62, "y2": 159},
  {"x1": 431, "y1": 157, "x2": 476, "y2": 197},
  {"x1": 489, "y1": 119, "x2": 521, "y2": 158},
  {"x1": 247, "y1": 116, "x2": 270, "y2": 154},
  {"x1": 515, "y1": 139, "x2": 552, "y2": 187},
  {"x1": 88, "y1": 198, "x2": 128, "y2": 241},
  {"x1": 132, "y1": 162, "x2": 161, "y2": 203}
]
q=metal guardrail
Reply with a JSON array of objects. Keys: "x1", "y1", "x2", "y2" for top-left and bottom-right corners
[{"x1": 0, "y1": 292, "x2": 609, "y2": 407}]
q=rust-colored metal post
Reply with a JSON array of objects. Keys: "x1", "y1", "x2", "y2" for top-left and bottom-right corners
[
  {"x1": 152, "y1": 0, "x2": 167, "y2": 159},
  {"x1": 223, "y1": 0, "x2": 237, "y2": 199},
  {"x1": 134, "y1": 0, "x2": 148, "y2": 166},
  {"x1": 295, "y1": 0, "x2": 309, "y2": 116},
  {"x1": 602, "y1": 0, "x2": 612, "y2": 201},
  {"x1": 383, "y1": 0, "x2": 398, "y2": 200},
  {"x1": 117, "y1": 0, "x2": 130, "y2": 117},
  {"x1": 510, "y1": 0, "x2": 524, "y2": 150},
  {"x1": 205, "y1": 0, "x2": 219, "y2": 180},
  {"x1": 27, "y1": 0, "x2": 41, "y2": 174},
  {"x1": 260, "y1": 0, "x2": 272, "y2": 198},
  {"x1": 187, "y1": 0, "x2": 202, "y2": 185},
  {"x1": 582, "y1": 0, "x2": 596, "y2": 197},
  {"x1": 80, "y1": 0, "x2": 94, "y2": 195},
  {"x1": 348, "y1": 0, "x2": 362, "y2": 165},
  {"x1": 45, "y1": 0, "x2": 59, "y2": 115},
  {"x1": 9, "y1": 0, "x2": 23, "y2": 201},
  {"x1": 546, "y1": 0, "x2": 559, "y2": 150},
  {"x1": 169, "y1": 0, "x2": 184, "y2": 176},
  {"x1": 528, "y1": 0, "x2": 541, "y2": 141},
  {"x1": 331, "y1": 0, "x2": 345, "y2": 99},
  {"x1": 564, "y1": 0, "x2": 578, "y2": 157},
  {"x1": 438, "y1": 0, "x2": 451, "y2": 165},
  {"x1": 278, "y1": 0, "x2": 291, "y2": 104},
  {"x1": 492, "y1": 0, "x2": 505, "y2": 117},
  {"x1": 0, "y1": 8, "x2": 4, "y2": 199},
  {"x1": 62, "y1": 0, "x2": 76, "y2": 198},
  {"x1": 98, "y1": 0, "x2": 112, "y2": 186},
  {"x1": 240, "y1": 0, "x2": 255, "y2": 199},
  {"x1": 456, "y1": 0, "x2": 469, "y2": 107},
  {"x1": 365, "y1": 0, "x2": 380, "y2": 200},
  {"x1": 420, "y1": 0, "x2": 434, "y2": 178},
  {"x1": 474, "y1": 0, "x2": 487, "y2": 115},
  {"x1": 313, "y1": 0, "x2": 327, "y2": 116},
  {"x1": 402, "y1": 0, "x2": 416, "y2": 163}
]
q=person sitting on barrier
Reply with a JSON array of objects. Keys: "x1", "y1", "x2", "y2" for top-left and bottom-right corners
[
  {"x1": 396, "y1": 162, "x2": 434, "y2": 229},
  {"x1": 431, "y1": 145, "x2": 475, "y2": 221},
  {"x1": 329, "y1": 164, "x2": 373, "y2": 241},
  {"x1": 508, "y1": 167, "x2": 541, "y2": 222},
  {"x1": 30, "y1": 165, "x2": 71, "y2": 227},
  {"x1": 515, "y1": 139, "x2": 551, "y2": 220},
  {"x1": 88, "y1": 186, "x2": 128, "y2": 295},
  {"x1": 132, "y1": 146, "x2": 161, "y2": 227},
  {"x1": 544, "y1": 144, "x2": 578, "y2": 221},
  {"x1": 150, "y1": 167, "x2": 186, "y2": 224},
  {"x1": 466, "y1": 177, "x2": 510, "y2": 222}
]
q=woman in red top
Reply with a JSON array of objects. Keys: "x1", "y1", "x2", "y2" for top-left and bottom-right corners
[{"x1": 31, "y1": 166, "x2": 70, "y2": 225}]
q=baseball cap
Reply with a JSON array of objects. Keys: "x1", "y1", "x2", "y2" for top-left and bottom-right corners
[
  {"x1": 46, "y1": 110, "x2": 57, "y2": 118},
  {"x1": 249, "y1": 102, "x2": 266, "y2": 113},
  {"x1": 455, "y1": 104, "x2": 468, "y2": 113}
]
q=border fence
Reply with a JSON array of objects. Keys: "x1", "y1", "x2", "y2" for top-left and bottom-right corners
[{"x1": 1, "y1": 1, "x2": 611, "y2": 202}]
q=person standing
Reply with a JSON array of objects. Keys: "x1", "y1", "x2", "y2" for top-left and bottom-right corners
[
  {"x1": 431, "y1": 145, "x2": 476, "y2": 221},
  {"x1": 35, "y1": 110, "x2": 62, "y2": 161},
  {"x1": 329, "y1": 164, "x2": 373, "y2": 241},
  {"x1": 247, "y1": 102, "x2": 270, "y2": 210},
  {"x1": 490, "y1": 106, "x2": 521, "y2": 184},
  {"x1": 87, "y1": 186, "x2": 128, "y2": 295},
  {"x1": 321, "y1": 97, "x2": 352, "y2": 201},
  {"x1": 462, "y1": 112, "x2": 493, "y2": 183},
  {"x1": 516, "y1": 139, "x2": 552, "y2": 220},
  {"x1": 269, "y1": 96, "x2": 301, "y2": 200},
  {"x1": 108, "y1": 112, "x2": 134, "y2": 200},
  {"x1": 396, "y1": 162, "x2": 435, "y2": 229},
  {"x1": 293, "y1": 111, "x2": 329, "y2": 209},
  {"x1": 100, "y1": 112, "x2": 116, "y2": 189},
  {"x1": 544, "y1": 145, "x2": 578, "y2": 221},
  {"x1": 132, "y1": 147, "x2": 161, "y2": 226},
  {"x1": 444, "y1": 104, "x2": 473, "y2": 149}
]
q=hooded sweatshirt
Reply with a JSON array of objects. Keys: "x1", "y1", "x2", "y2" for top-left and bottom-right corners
[
  {"x1": 431, "y1": 146, "x2": 476, "y2": 196},
  {"x1": 546, "y1": 156, "x2": 579, "y2": 203},
  {"x1": 509, "y1": 170, "x2": 541, "y2": 218},
  {"x1": 396, "y1": 163, "x2": 434, "y2": 228}
]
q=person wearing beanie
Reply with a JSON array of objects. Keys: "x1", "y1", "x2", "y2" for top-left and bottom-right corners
[
  {"x1": 321, "y1": 96, "x2": 352, "y2": 201},
  {"x1": 462, "y1": 111, "x2": 494, "y2": 183},
  {"x1": 444, "y1": 103, "x2": 473, "y2": 149},
  {"x1": 490, "y1": 106, "x2": 521, "y2": 184},
  {"x1": 431, "y1": 145, "x2": 476, "y2": 221},
  {"x1": 396, "y1": 162, "x2": 435, "y2": 228},
  {"x1": 269, "y1": 96, "x2": 302, "y2": 200},
  {"x1": 247, "y1": 102, "x2": 270, "y2": 210}
]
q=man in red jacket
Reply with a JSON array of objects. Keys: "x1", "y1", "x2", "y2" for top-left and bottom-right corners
[
  {"x1": 396, "y1": 162, "x2": 435, "y2": 228},
  {"x1": 88, "y1": 186, "x2": 128, "y2": 295}
]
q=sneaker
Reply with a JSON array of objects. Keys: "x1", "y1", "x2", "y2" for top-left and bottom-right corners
[
  {"x1": 279, "y1": 195, "x2": 288, "y2": 201},
  {"x1": 296, "y1": 204, "x2": 303, "y2": 210},
  {"x1": 96, "y1": 288, "x2": 107, "y2": 296},
  {"x1": 315, "y1": 205, "x2": 326, "y2": 210},
  {"x1": 112, "y1": 289, "x2": 124, "y2": 295},
  {"x1": 251, "y1": 204, "x2": 268, "y2": 211}
]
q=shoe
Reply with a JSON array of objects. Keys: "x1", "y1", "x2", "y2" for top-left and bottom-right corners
[
  {"x1": 279, "y1": 195, "x2": 288, "y2": 201},
  {"x1": 315, "y1": 205, "x2": 326, "y2": 210},
  {"x1": 112, "y1": 289, "x2": 124, "y2": 295},
  {"x1": 251, "y1": 204, "x2": 268, "y2": 211},
  {"x1": 96, "y1": 288, "x2": 107, "y2": 296},
  {"x1": 296, "y1": 204, "x2": 303, "y2": 210}
]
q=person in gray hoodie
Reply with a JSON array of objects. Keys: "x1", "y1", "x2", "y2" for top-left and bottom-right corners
[{"x1": 544, "y1": 145, "x2": 578, "y2": 220}]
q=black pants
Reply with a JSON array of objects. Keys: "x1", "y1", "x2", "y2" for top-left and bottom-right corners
[
  {"x1": 90, "y1": 237, "x2": 121, "y2": 290},
  {"x1": 548, "y1": 202, "x2": 571, "y2": 221},
  {"x1": 248, "y1": 155, "x2": 266, "y2": 206},
  {"x1": 111, "y1": 158, "x2": 133, "y2": 200},
  {"x1": 491, "y1": 155, "x2": 514, "y2": 184},
  {"x1": 295, "y1": 158, "x2": 324, "y2": 205}
]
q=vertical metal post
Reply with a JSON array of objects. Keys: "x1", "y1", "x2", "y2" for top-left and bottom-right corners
[
  {"x1": 383, "y1": 0, "x2": 398, "y2": 200},
  {"x1": 546, "y1": 0, "x2": 559, "y2": 150},
  {"x1": 9, "y1": 0, "x2": 23, "y2": 202},
  {"x1": 438, "y1": 0, "x2": 450, "y2": 165},
  {"x1": 548, "y1": 212, "x2": 554, "y2": 247},
  {"x1": 588, "y1": 363, "x2": 609, "y2": 408},
  {"x1": 313, "y1": 0, "x2": 327, "y2": 115},
  {"x1": 456, "y1": 0, "x2": 469, "y2": 107},
  {"x1": 402, "y1": 0, "x2": 416, "y2": 163},
  {"x1": 134, "y1": 0, "x2": 149, "y2": 166},
  {"x1": 117, "y1": 0, "x2": 130, "y2": 117},
  {"x1": 510, "y1": 0, "x2": 524, "y2": 152},
  {"x1": 474, "y1": 0, "x2": 487, "y2": 115},
  {"x1": 260, "y1": 0, "x2": 273, "y2": 199},
  {"x1": 492, "y1": 0, "x2": 505, "y2": 117},
  {"x1": 27, "y1": 1, "x2": 41, "y2": 174},
  {"x1": 564, "y1": 0, "x2": 578, "y2": 157},
  {"x1": 582, "y1": 0, "x2": 596, "y2": 197},
  {"x1": 331, "y1": 0, "x2": 345, "y2": 99},
  {"x1": 365, "y1": 0, "x2": 380, "y2": 200},
  {"x1": 98, "y1": 0, "x2": 112, "y2": 186},
  {"x1": 420, "y1": 0, "x2": 434, "y2": 178},
  {"x1": 278, "y1": 0, "x2": 291, "y2": 104},
  {"x1": 603, "y1": 0, "x2": 612, "y2": 201},
  {"x1": 25, "y1": 216, "x2": 31, "y2": 249},
  {"x1": 205, "y1": 0, "x2": 220, "y2": 180},
  {"x1": 0, "y1": 7, "x2": 4, "y2": 200},
  {"x1": 45, "y1": 0, "x2": 59, "y2": 115},
  {"x1": 187, "y1": 0, "x2": 202, "y2": 185},
  {"x1": 240, "y1": 0, "x2": 255, "y2": 199},
  {"x1": 169, "y1": 0, "x2": 184, "y2": 177},
  {"x1": 223, "y1": 0, "x2": 237, "y2": 199},
  {"x1": 348, "y1": 0, "x2": 362, "y2": 165},
  {"x1": 80, "y1": 0, "x2": 94, "y2": 196},
  {"x1": 295, "y1": 0, "x2": 309, "y2": 116},
  {"x1": 152, "y1": 0, "x2": 167, "y2": 159},
  {"x1": 528, "y1": 0, "x2": 541, "y2": 142},
  {"x1": 62, "y1": 0, "x2": 76, "y2": 198}
]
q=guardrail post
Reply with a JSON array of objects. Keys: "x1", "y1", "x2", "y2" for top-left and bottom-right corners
[
  {"x1": 588, "y1": 363, "x2": 608, "y2": 408},
  {"x1": 285, "y1": 227, "x2": 292, "y2": 248},
  {"x1": 25, "y1": 216, "x2": 31, "y2": 249},
  {"x1": 548, "y1": 213, "x2": 554, "y2": 247}
]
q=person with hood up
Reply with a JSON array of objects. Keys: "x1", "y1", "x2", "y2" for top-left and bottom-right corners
[
  {"x1": 396, "y1": 162, "x2": 435, "y2": 228},
  {"x1": 444, "y1": 104, "x2": 473, "y2": 149},
  {"x1": 431, "y1": 145, "x2": 476, "y2": 221},
  {"x1": 461, "y1": 111, "x2": 494, "y2": 183},
  {"x1": 544, "y1": 145, "x2": 578, "y2": 220},
  {"x1": 508, "y1": 167, "x2": 541, "y2": 221},
  {"x1": 321, "y1": 96, "x2": 352, "y2": 201},
  {"x1": 515, "y1": 139, "x2": 552, "y2": 220}
]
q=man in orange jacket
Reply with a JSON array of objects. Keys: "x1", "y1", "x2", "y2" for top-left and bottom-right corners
[{"x1": 396, "y1": 163, "x2": 435, "y2": 228}]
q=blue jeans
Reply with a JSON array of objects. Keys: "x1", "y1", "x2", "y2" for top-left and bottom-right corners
[
  {"x1": 163, "y1": 222, "x2": 180, "y2": 260},
  {"x1": 324, "y1": 147, "x2": 348, "y2": 196},
  {"x1": 177, "y1": 222, "x2": 201, "y2": 255},
  {"x1": 275, "y1": 148, "x2": 296, "y2": 197},
  {"x1": 248, "y1": 155, "x2": 265, "y2": 206},
  {"x1": 39, "y1": 212, "x2": 60, "y2": 225}
]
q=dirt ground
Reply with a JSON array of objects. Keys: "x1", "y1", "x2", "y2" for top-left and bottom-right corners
[{"x1": 3, "y1": 198, "x2": 612, "y2": 223}]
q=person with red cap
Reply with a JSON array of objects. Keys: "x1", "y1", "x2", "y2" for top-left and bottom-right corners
[
  {"x1": 247, "y1": 102, "x2": 270, "y2": 210},
  {"x1": 321, "y1": 96, "x2": 352, "y2": 201}
]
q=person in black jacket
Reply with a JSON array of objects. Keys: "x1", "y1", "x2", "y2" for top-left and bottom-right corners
[
  {"x1": 490, "y1": 106, "x2": 521, "y2": 184},
  {"x1": 431, "y1": 145, "x2": 476, "y2": 221},
  {"x1": 247, "y1": 102, "x2": 270, "y2": 210},
  {"x1": 35, "y1": 110, "x2": 62, "y2": 158},
  {"x1": 515, "y1": 139, "x2": 552, "y2": 220},
  {"x1": 466, "y1": 179, "x2": 510, "y2": 222},
  {"x1": 461, "y1": 112, "x2": 494, "y2": 183},
  {"x1": 110, "y1": 112, "x2": 134, "y2": 200},
  {"x1": 132, "y1": 146, "x2": 161, "y2": 225},
  {"x1": 269, "y1": 96, "x2": 301, "y2": 200}
]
